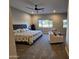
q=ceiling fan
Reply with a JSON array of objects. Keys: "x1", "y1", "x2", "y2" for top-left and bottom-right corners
[{"x1": 26, "y1": 5, "x2": 44, "y2": 13}]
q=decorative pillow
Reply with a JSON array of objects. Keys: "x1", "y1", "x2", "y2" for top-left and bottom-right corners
[
  {"x1": 13, "y1": 30, "x2": 17, "y2": 33},
  {"x1": 13, "y1": 28, "x2": 30, "y2": 33},
  {"x1": 16, "y1": 29, "x2": 21, "y2": 32},
  {"x1": 19, "y1": 29, "x2": 23, "y2": 32},
  {"x1": 13, "y1": 29, "x2": 20, "y2": 33},
  {"x1": 26, "y1": 28, "x2": 29, "y2": 31},
  {"x1": 53, "y1": 32, "x2": 57, "y2": 36}
]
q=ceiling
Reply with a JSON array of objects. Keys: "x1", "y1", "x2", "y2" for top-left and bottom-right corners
[{"x1": 10, "y1": 0, "x2": 68, "y2": 14}]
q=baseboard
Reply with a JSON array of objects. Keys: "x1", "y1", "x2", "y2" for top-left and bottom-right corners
[
  {"x1": 9, "y1": 55, "x2": 19, "y2": 59},
  {"x1": 65, "y1": 46, "x2": 69, "y2": 56}
]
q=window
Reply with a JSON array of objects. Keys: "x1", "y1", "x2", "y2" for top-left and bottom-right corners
[
  {"x1": 63, "y1": 19, "x2": 68, "y2": 28},
  {"x1": 38, "y1": 20, "x2": 53, "y2": 28}
]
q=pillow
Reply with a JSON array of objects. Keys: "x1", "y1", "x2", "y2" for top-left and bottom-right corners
[
  {"x1": 53, "y1": 32, "x2": 57, "y2": 36},
  {"x1": 16, "y1": 29, "x2": 21, "y2": 32},
  {"x1": 26, "y1": 28, "x2": 29, "y2": 31},
  {"x1": 19, "y1": 29, "x2": 28, "y2": 32},
  {"x1": 13, "y1": 30, "x2": 17, "y2": 33},
  {"x1": 14, "y1": 29, "x2": 23, "y2": 33},
  {"x1": 20, "y1": 28, "x2": 29, "y2": 32},
  {"x1": 13, "y1": 29, "x2": 20, "y2": 33},
  {"x1": 13, "y1": 28, "x2": 29, "y2": 33}
]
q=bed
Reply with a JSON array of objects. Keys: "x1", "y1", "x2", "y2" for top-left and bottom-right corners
[{"x1": 13, "y1": 24, "x2": 42, "y2": 45}]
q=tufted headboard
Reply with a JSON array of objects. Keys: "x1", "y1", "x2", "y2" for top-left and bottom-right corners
[{"x1": 13, "y1": 24, "x2": 27, "y2": 30}]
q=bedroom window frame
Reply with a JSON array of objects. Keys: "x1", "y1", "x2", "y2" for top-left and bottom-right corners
[
  {"x1": 38, "y1": 20, "x2": 53, "y2": 28},
  {"x1": 63, "y1": 19, "x2": 68, "y2": 28}
]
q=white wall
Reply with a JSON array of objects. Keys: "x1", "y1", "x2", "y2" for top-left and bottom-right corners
[
  {"x1": 65, "y1": 23, "x2": 69, "y2": 55},
  {"x1": 11, "y1": 7, "x2": 31, "y2": 27},
  {"x1": 9, "y1": 9, "x2": 17, "y2": 59},
  {"x1": 31, "y1": 14, "x2": 67, "y2": 34},
  {"x1": 65, "y1": 6, "x2": 69, "y2": 55}
]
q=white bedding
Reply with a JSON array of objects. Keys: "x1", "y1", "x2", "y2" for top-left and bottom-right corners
[{"x1": 14, "y1": 30, "x2": 42, "y2": 44}]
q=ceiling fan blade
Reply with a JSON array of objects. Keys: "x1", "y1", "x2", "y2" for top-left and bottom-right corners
[
  {"x1": 37, "y1": 8, "x2": 44, "y2": 10},
  {"x1": 34, "y1": 4, "x2": 44, "y2": 11},
  {"x1": 26, "y1": 7, "x2": 34, "y2": 10}
]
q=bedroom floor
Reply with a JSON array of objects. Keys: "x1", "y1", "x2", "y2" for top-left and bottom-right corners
[{"x1": 16, "y1": 34, "x2": 68, "y2": 59}]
